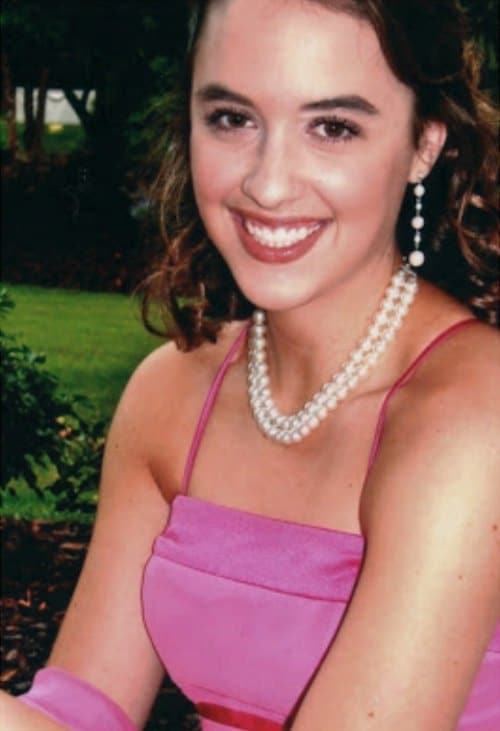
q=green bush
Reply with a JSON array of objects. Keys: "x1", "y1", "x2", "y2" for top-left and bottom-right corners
[{"x1": 1, "y1": 288, "x2": 105, "y2": 517}]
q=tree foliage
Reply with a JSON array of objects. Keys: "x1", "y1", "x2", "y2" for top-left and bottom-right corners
[
  {"x1": 1, "y1": 0, "x2": 189, "y2": 162},
  {"x1": 460, "y1": 0, "x2": 499, "y2": 98},
  {"x1": 1, "y1": 2, "x2": 192, "y2": 291}
]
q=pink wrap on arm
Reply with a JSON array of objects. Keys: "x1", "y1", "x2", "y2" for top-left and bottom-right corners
[{"x1": 19, "y1": 667, "x2": 137, "y2": 730}]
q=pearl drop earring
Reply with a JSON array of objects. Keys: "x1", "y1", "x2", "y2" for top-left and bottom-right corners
[{"x1": 409, "y1": 177, "x2": 426, "y2": 268}]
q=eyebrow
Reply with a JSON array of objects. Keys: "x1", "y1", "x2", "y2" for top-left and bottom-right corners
[
  {"x1": 302, "y1": 95, "x2": 379, "y2": 115},
  {"x1": 194, "y1": 84, "x2": 379, "y2": 115},
  {"x1": 195, "y1": 84, "x2": 253, "y2": 106}
]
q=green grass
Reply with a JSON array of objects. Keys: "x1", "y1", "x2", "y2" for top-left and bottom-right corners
[
  {"x1": 2, "y1": 283, "x2": 164, "y2": 521},
  {"x1": 1, "y1": 120, "x2": 85, "y2": 154},
  {"x1": 2, "y1": 283, "x2": 162, "y2": 424}
]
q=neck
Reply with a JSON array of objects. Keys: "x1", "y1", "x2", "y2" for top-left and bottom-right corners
[{"x1": 261, "y1": 255, "x2": 403, "y2": 410}]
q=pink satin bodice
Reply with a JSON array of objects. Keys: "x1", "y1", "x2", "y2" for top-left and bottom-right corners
[{"x1": 142, "y1": 320, "x2": 500, "y2": 730}]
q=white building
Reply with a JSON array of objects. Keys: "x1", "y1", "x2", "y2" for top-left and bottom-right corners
[{"x1": 15, "y1": 88, "x2": 96, "y2": 125}]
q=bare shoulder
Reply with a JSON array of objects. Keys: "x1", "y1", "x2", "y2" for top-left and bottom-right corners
[
  {"x1": 411, "y1": 319, "x2": 500, "y2": 427},
  {"x1": 124, "y1": 320, "x2": 247, "y2": 397},
  {"x1": 109, "y1": 321, "x2": 248, "y2": 496},
  {"x1": 363, "y1": 318, "x2": 500, "y2": 542},
  {"x1": 120, "y1": 321, "x2": 247, "y2": 417},
  {"x1": 406, "y1": 318, "x2": 500, "y2": 437}
]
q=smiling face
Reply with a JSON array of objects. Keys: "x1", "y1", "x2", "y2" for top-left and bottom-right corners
[{"x1": 190, "y1": 0, "x2": 427, "y2": 313}]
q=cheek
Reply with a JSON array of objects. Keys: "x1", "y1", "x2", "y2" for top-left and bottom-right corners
[
  {"x1": 190, "y1": 132, "x2": 245, "y2": 208},
  {"x1": 313, "y1": 147, "x2": 412, "y2": 220},
  {"x1": 190, "y1": 135, "x2": 215, "y2": 207},
  {"x1": 313, "y1": 160, "x2": 381, "y2": 215}
]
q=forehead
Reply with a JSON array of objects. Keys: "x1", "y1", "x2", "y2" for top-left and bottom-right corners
[{"x1": 193, "y1": 0, "x2": 409, "y2": 107}]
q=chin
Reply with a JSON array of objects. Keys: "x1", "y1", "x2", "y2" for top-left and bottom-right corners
[{"x1": 236, "y1": 276, "x2": 318, "y2": 315}]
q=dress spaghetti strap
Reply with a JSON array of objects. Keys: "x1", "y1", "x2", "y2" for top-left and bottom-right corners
[
  {"x1": 181, "y1": 323, "x2": 250, "y2": 494},
  {"x1": 366, "y1": 318, "x2": 477, "y2": 472},
  {"x1": 181, "y1": 317, "x2": 478, "y2": 494}
]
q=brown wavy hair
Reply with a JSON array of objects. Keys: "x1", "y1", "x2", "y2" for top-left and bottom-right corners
[{"x1": 141, "y1": 0, "x2": 499, "y2": 350}]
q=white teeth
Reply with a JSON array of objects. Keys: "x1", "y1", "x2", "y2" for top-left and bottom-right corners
[{"x1": 244, "y1": 219, "x2": 320, "y2": 248}]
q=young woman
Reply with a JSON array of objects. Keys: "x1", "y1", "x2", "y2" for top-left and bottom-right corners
[{"x1": 2, "y1": 1, "x2": 499, "y2": 729}]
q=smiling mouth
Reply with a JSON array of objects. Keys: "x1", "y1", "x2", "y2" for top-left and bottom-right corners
[
  {"x1": 243, "y1": 218, "x2": 322, "y2": 249},
  {"x1": 231, "y1": 210, "x2": 330, "y2": 264}
]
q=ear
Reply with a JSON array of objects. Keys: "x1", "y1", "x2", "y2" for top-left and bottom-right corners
[{"x1": 409, "y1": 121, "x2": 447, "y2": 183}]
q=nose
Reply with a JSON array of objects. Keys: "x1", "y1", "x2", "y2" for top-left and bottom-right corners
[{"x1": 241, "y1": 131, "x2": 303, "y2": 210}]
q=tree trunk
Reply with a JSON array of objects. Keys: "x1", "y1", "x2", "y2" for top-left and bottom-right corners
[
  {"x1": 32, "y1": 67, "x2": 49, "y2": 161},
  {"x1": 23, "y1": 84, "x2": 35, "y2": 152},
  {"x1": 63, "y1": 87, "x2": 93, "y2": 135},
  {"x1": 1, "y1": 51, "x2": 17, "y2": 155}
]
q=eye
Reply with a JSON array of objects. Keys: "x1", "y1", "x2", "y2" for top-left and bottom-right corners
[
  {"x1": 204, "y1": 107, "x2": 255, "y2": 132},
  {"x1": 309, "y1": 116, "x2": 361, "y2": 143}
]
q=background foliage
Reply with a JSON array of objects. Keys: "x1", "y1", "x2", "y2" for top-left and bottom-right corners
[
  {"x1": 1, "y1": 0, "x2": 188, "y2": 291},
  {"x1": 1, "y1": 288, "x2": 105, "y2": 520},
  {"x1": 460, "y1": 0, "x2": 498, "y2": 97}
]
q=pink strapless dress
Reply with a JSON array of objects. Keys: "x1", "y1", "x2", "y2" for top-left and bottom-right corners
[{"x1": 142, "y1": 321, "x2": 500, "y2": 731}]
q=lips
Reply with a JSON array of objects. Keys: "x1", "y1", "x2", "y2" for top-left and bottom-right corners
[{"x1": 231, "y1": 210, "x2": 331, "y2": 264}]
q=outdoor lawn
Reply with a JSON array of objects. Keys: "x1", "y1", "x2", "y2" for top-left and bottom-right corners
[
  {"x1": 1, "y1": 284, "x2": 165, "y2": 521},
  {"x1": 2, "y1": 283, "x2": 162, "y2": 423}
]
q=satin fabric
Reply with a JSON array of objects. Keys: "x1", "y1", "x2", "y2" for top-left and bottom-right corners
[
  {"x1": 142, "y1": 495, "x2": 500, "y2": 731},
  {"x1": 19, "y1": 667, "x2": 136, "y2": 730}
]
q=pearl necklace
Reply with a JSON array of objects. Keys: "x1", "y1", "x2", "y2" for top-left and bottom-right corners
[{"x1": 248, "y1": 265, "x2": 418, "y2": 445}]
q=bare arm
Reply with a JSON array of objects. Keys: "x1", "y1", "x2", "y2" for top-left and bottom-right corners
[
  {"x1": 0, "y1": 690, "x2": 69, "y2": 730},
  {"x1": 291, "y1": 356, "x2": 500, "y2": 730},
  {"x1": 1, "y1": 344, "x2": 182, "y2": 729}
]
